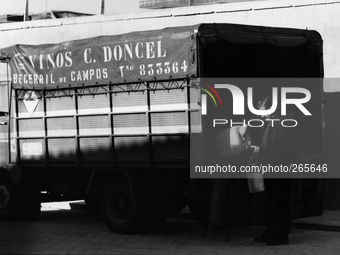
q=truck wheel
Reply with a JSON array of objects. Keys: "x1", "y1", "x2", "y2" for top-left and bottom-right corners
[
  {"x1": 0, "y1": 178, "x2": 20, "y2": 220},
  {"x1": 100, "y1": 180, "x2": 138, "y2": 234}
]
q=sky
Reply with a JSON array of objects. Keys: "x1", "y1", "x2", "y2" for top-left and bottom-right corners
[{"x1": 0, "y1": 0, "x2": 140, "y2": 16}]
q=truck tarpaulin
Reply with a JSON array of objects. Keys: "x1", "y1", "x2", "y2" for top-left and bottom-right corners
[
  {"x1": 0, "y1": 25, "x2": 198, "y2": 90},
  {"x1": 0, "y1": 23, "x2": 322, "y2": 90}
]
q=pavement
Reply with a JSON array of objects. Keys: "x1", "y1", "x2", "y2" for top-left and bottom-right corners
[
  {"x1": 292, "y1": 210, "x2": 340, "y2": 232},
  {"x1": 0, "y1": 201, "x2": 340, "y2": 254}
]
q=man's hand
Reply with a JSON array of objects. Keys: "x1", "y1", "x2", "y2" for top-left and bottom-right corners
[
  {"x1": 237, "y1": 125, "x2": 251, "y2": 150},
  {"x1": 249, "y1": 145, "x2": 261, "y2": 165},
  {"x1": 251, "y1": 145, "x2": 260, "y2": 154}
]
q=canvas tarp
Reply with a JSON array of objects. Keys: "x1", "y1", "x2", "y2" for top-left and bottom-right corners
[
  {"x1": 0, "y1": 25, "x2": 198, "y2": 90},
  {"x1": 0, "y1": 23, "x2": 323, "y2": 90}
]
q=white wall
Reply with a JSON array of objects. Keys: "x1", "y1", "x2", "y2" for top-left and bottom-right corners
[{"x1": 1, "y1": 0, "x2": 340, "y2": 90}]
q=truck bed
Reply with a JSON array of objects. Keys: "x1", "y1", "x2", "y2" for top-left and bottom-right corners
[{"x1": 13, "y1": 80, "x2": 201, "y2": 169}]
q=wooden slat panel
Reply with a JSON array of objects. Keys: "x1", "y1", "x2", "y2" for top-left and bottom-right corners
[
  {"x1": 152, "y1": 135, "x2": 188, "y2": 159},
  {"x1": 78, "y1": 94, "x2": 110, "y2": 114},
  {"x1": 150, "y1": 88, "x2": 187, "y2": 111},
  {"x1": 79, "y1": 115, "x2": 110, "y2": 135},
  {"x1": 79, "y1": 137, "x2": 111, "y2": 160},
  {"x1": 114, "y1": 136, "x2": 148, "y2": 160},
  {"x1": 190, "y1": 110, "x2": 201, "y2": 133},
  {"x1": 48, "y1": 138, "x2": 76, "y2": 159},
  {"x1": 113, "y1": 114, "x2": 148, "y2": 134},
  {"x1": 47, "y1": 117, "x2": 76, "y2": 136},
  {"x1": 112, "y1": 90, "x2": 147, "y2": 113},
  {"x1": 150, "y1": 112, "x2": 188, "y2": 133},
  {"x1": 46, "y1": 96, "x2": 76, "y2": 116},
  {"x1": 18, "y1": 118, "x2": 44, "y2": 137}
]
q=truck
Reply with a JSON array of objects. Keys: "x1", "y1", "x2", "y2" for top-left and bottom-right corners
[{"x1": 0, "y1": 0, "x2": 339, "y2": 233}]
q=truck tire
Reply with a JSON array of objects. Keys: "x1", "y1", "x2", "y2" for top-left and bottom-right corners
[
  {"x1": 0, "y1": 178, "x2": 20, "y2": 220},
  {"x1": 100, "y1": 179, "x2": 138, "y2": 234}
]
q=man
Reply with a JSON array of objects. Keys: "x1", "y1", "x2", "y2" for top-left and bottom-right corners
[{"x1": 251, "y1": 96, "x2": 297, "y2": 246}]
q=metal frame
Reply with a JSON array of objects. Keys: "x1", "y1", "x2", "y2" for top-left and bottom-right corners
[{"x1": 12, "y1": 78, "x2": 200, "y2": 169}]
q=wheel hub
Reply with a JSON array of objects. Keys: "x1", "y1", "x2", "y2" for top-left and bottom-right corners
[
  {"x1": 108, "y1": 190, "x2": 130, "y2": 223},
  {"x1": 118, "y1": 200, "x2": 127, "y2": 212}
]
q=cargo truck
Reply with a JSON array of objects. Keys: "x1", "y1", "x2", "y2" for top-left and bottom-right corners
[{"x1": 1, "y1": 0, "x2": 339, "y2": 233}]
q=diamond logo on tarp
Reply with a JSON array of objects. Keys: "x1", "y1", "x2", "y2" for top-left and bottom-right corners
[{"x1": 23, "y1": 91, "x2": 39, "y2": 116}]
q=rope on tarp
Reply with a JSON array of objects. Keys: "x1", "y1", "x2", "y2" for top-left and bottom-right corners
[
  {"x1": 13, "y1": 77, "x2": 191, "y2": 100},
  {"x1": 115, "y1": 80, "x2": 148, "y2": 94},
  {"x1": 150, "y1": 77, "x2": 189, "y2": 92}
]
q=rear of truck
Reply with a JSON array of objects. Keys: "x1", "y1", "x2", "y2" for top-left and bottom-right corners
[
  {"x1": 0, "y1": 22, "x2": 326, "y2": 233},
  {"x1": 0, "y1": 26, "x2": 201, "y2": 232}
]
